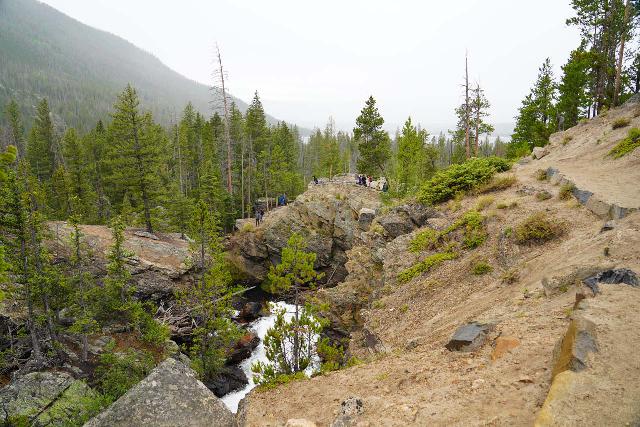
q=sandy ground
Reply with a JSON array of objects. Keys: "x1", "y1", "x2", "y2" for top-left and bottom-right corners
[{"x1": 241, "y1": 109, "x2": 640, "y2": 426}]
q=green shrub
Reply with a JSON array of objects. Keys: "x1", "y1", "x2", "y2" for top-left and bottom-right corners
[
  {"x1": 612, "y1": 117, "x2": 631, "y2": 129},
  {"x1": 240, "y1": 222, "x2": 255, "y2": 233},
  {"x1": 558, "y1": 183, "x2": 575, "y2": 200},
  {"x1": 472, "y1": 261, "x2": 493, "y2": 275},
  {"x1": 515, "y1": 212, "x2": 566, "y2": 245},
  {"x1": 409, "y1": 228, "x2": 438, "y2": 252},
  {"x1": 536, "y1": 190, "x2": 552, "y2": 201},
  {"x1": 474, "y1": 195, "x2": 495, "y2": 211},
  {"x1": 417, "y1": 157, "x2": 511, "y2": 205},
  {"x1": 94, "y1": 343, "x2": 156, "y2": 403},
  {"x1": 497, "y1": 200, "x2": 518, "y2": 209},
  {"x1": 609, "y1": 127, "x2": 640, "y2": 158},
  {"x1": 562, "y1": 135, "x2": 573, "y2": 145},
  {"x1": 535, "y1": 169, "x2": 548, "y2": 181},
  {"x1": 476, "y1": 175, "x2": 517, "y2": 194},
  {"x1": 409, "y1": 210, "x2": 487, "y2": 253},
  {"x1": 501, "y1": 269, "x2": 520, "y2": 284},
  {"x1": 398, "y1": 251, "x2": 459, "y2": 283}
]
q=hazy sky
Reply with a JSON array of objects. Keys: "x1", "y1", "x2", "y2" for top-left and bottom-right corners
[{"x1": 41, "y1": 0, "x2": 580, "y2": 133}]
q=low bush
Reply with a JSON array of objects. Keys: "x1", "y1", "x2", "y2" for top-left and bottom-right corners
[
  {"x1": 609, "y1": 127, "x2": 640, "y2": 158},
  {"x1": 417, "y1": 157, "x2": 510, "y2": 205},
  {"x1": 497, "y1": 200, "x2": 518, "y2": 209},
  {"x1": 515, "y1": 212, "x2": 566, "y2": 245},
  {"x1": 409, "y1": 210, "x2": 487, "y2": 252},
  {"x1": 398, "y1": 251, "x2": 459, "y2": 283},
  {"x1": 536, "y1": 190, "x2": 552, "y2": 201},
  {"x1": 562, "y1": 136, "x2": 573, "y2": 145},
  {"x1": 612, "y1": 117, "x2": 631, "y2": 129},
  {"x1": 558, "y1": 183, "x2": 575, "y2": 200},
  {"x1": 474, "y1": 195, "x2": 495, "y2": 211},
  {"x1": 472, "y1": 261, "x2": 493, "y2": 275},
  {"x1": 535, "y1": 169, "x2": 548, "y2": 181},
  {"x1": 240, "y1": 222, "x2": 255, "y2": 233},
  {"x1": 501, "y1": 269, "x2": 520, "y2": 284},
  {"x1": 94, "y1": 343, "x2": 156, "y2": 403},
  {"x1": 476, "y1": 175, "x2": 517, "y2": 194}
]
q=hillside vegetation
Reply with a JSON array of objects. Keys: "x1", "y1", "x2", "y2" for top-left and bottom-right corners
[{"x1": 0, "y1": 0, "x2": 248, "y2": 130}]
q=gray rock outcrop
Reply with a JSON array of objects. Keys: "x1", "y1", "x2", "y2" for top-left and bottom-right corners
[
  {"x1": 0, "y1": 371, "x2": 96, "y2": 426},
  {"x1": 84, "y1": 358, "x2": 234, "y2": 427}
]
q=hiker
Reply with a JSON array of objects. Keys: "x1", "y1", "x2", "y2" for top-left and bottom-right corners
[
  {"x1": 313, "y1": 175, "x2": 319, "y2": 185},
  {"x1": 367, "y1": 175, "x2": 372, "y2": 187},
  {"x1": 255, "y1": 209, "x2": 261, "y2": 226},
  {"x1": 282, "y1": 193, "x2": 288, "y2": 206},
  {"x1": 382, "y1": 181, "x2": 389, "y2": 192},
  {"x1": 260, "y1": 209, "x2": 265, "y2": 223}
]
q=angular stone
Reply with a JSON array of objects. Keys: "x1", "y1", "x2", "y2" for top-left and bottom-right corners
[
  {"x1": 585, "y1": 196, "x2": 612, "y2": 219},
  {"x1": 85, "y1": 358, "x2": 234, "y2": 427},
  {"x1": 133, "y1": 230, "x2": 160, "y2": 240},
  {"x1": 491, "y1": 336, "x2": 520, "y2": 361},
  {"x1": 446, "y1": 322, "x2": 492, "y2": 352},
  {"x1": 582, "y1": 268, "x2": 639, "y2": 294},
  {"x1": 600, "y1": 220, "x2": 616, "y2": 232},
  {"x1": 532, "y1": 146, "x2": 549, "y2": 159},
  {"x1": 358, "y1": 208, "x2": 376, "y2": 231},
  {"x1": 571, "y1": 187, "x2": 593, "y2": 205},
  {"x1": 552, "y1": 317, "x2": 598, "y2": 378},
  {"x1": 331, "y1": 397, "x2": 364, "y2": 427},
  {"x1": 377, "y1": 213, "x2": 415, "y2": 238}
]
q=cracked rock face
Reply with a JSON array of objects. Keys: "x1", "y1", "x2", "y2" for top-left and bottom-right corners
[
  {"x1": 0, "y1": 371, "x2": 96, "y2": 426},
  {"x1": 85, "y1": 358, "x2": 234, "y2": 427}
]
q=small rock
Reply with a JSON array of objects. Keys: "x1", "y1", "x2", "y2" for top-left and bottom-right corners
[
  {"x1": 286, "y1": 419, "x2": 317, "y2": 427},
  {"x1": 133, "y1": 230, "x2": 160, "y2": 240},
  {"x1": 446, "y1": 322, "x2": 493, "y2": 352},
  {"x1": 238, "y1": 301, "x2": 262, "y2": 321},
  {"x1": 358, "y1": 208, "x2": 377, "y2": 231},
  {"x1": 532, "y1": 146, "x2": 549, "y2": 159},
  {"x1": 518, "y1": 375, "x2": 534, "y2": 383},
  {"x1": 600, "y1": 220, "x2": 616, "y2": 232},
  {"x1": 331, "y1": 397, "x2": 364, "y2": 427},
  {"x1": 491, "y1": 336, "x2": 520, "y2": 361},
  {"x1": 472, "y1": 378, "x2": 485, "y2": 389}
]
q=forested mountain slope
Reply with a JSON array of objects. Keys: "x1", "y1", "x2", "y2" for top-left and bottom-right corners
[{"x1": 0, "y1": 0, "x2": 250, "y2": 130}]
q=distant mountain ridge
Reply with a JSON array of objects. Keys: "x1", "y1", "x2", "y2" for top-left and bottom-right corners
[{"x1": 0, "y1": 0, "x2": 276, "y2": 131}]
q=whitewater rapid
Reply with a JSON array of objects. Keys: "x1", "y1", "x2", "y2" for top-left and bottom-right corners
[{"x1": 220, "y1": 301, "x2": 319, "y2": 413}]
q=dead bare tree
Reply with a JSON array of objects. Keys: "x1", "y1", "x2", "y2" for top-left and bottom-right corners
[
  {"x1": 212, "y1": 43, "x2": 233, "y2": 195},
  {"x1": 464, "y1": 53, "x2": 471, "y2": 159}
]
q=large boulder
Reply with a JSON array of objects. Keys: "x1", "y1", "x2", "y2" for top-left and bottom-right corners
[
  {"x1": 0, "y1": 371, "x2": 97, "y2": 426},
  {"x1": 47, "y1": 222, "x2": 192, "y2": 300},
  {"x1": 227, "y1": 183, "x2": 383, "y2": 286},
  {"x1": 85, "y1": 358, "x2": 235, "y2": 427}
]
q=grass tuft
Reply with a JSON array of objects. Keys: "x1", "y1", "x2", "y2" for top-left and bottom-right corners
[
  {"x1": 612, "y1": 117, "x2": 631, "y2": 129},
  {"x1": 515, "y1": 212, "x2": 566, "y2": 245},
  {"x1": 609, "y1": 127, "x2": 640, "y2": 158}
]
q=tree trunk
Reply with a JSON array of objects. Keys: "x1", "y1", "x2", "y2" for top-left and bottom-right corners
[
  {"x1": 614, "y1": 0, "x2": 631, "y2": 106},
  {"x1": 464, "y1": 53, "x2": 470, "y2": 159},
  {"x1": 217, "y1": 45, "x2": 234, "y2": 196}
]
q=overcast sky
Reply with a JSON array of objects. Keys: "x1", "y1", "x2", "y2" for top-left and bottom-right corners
[{"x1": 41, "y1": 0, "x2": 580, "y2": 134}]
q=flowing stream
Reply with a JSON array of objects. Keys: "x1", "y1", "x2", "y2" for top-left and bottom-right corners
[{"x1": 221, "y1": 301, "x2": 320, "y2": 413}]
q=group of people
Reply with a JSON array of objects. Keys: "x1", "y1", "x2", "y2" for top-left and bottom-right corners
[
  {"x1": 356, "y1": 174, "x2": 372, "y2": 186},
  {"x1": 255, "y1": 208, "x2": 265, "y2": 226}
]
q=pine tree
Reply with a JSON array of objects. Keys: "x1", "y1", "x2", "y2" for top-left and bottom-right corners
[
  {"x1": 470, "y1": 84, "x2": 494, "y2": 156},
  {"x1": 177, "y1": 201, "x2": 240, "y2": 379},
  {"x1": 396, "y1": 117, "x2": 424, "y2": 195},
  {"x1": 86, "y1": 121, "x2": 110, "y2": 223},
  {"x1": 5, "y1": 100, "x2": 25, "y2": 158},
  {"x1": 354, "y1": 96, "x2": 391, "y2": 176},
  {"x1": 67, "y1": 215, "x2": 98, "y2": 361},
  {"x1": 557, "y1": 47, "x2": 593, "y2": 128},
  {"x1": 108, "y1": 85, "x2": 163, "y2": 232},
  {"x1": 27, "y1": 99, "x2": 56, "y2": 183},
  {"x1": 62, "y1": 128, "x2": 94, "y2": 220},
  {"x1": 262, "y1": 233, "x2": 323, "y2": 372},
  {"x1": 510, "y1": 59, "x2": 557, "y2": 155}
]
